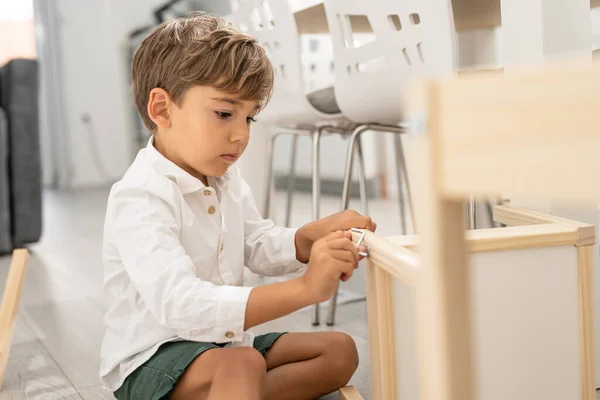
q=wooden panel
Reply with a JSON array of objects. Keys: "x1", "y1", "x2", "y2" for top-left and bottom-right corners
[
  {"x1": 470, "y1": 245, "x2": 581, "y2": 399},
  {"x1": 0, "y1": 249, "x2": 29, "y2": 390},
  {"x1": 391, "y1": 278, "x2": 419, "y2": 400},
  {"x1": 428, "y1": 63, "x2": 600, "y2": 202},
  {"x1": 592, "y1": 0, "x2": 600, "y2": 8},
  {"x1": 452, "y1": 0, "x2": 501, "y2": 31},
  {"x1": 388, "y1": 244, "x2": 582, "y2": 400},
  {"x1": 494, "y1": 205, "x2": 596, "y2": 246},
  {"x1": 339, "y1": 386, "x2": 365, "y2": 400},
  {"x1": 578, "y1": 246, "x2": 597, "y2": 400}
]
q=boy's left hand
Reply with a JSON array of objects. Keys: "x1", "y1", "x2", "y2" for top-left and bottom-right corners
[{"x1": 294, "y1": 209, "x2": 377, "y2": 264}]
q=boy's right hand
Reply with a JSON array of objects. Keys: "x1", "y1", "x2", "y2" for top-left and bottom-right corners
[{"x1": 301, "y1": 231, "x2": 366, "y2": 303}]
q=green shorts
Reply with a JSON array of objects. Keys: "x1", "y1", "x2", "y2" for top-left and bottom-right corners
[{"x1": 114, "y1": 332, "x2": 286, "y2": 400}]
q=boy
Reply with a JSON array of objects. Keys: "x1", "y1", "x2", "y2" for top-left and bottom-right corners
[{"x1": 100, "y1": 12, "x2": 377, "y2": 400}]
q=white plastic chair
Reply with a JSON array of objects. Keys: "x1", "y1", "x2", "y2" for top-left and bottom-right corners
[
  {"x1": 230, "y1": 0, "x2": 368, "y2": 233},
  {"x1": 322, "y1": 0, "x2": 458, "y2": 325}
]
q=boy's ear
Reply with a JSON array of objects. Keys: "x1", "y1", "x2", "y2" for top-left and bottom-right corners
[{"x1": 147, "y1": 88, "x2": 173, "y2": 129}]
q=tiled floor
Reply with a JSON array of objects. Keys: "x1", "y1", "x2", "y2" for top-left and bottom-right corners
[
  {"x1": 1, "y1": 188, "x2": 599, "y2": 399},
  {"x1": 0, "y1": 188, "x2": 409, "y2": 399}
]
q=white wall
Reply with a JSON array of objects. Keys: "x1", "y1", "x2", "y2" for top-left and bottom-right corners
[{"x1": 47, "y1": 0, "x2": 163, "y2": 188}]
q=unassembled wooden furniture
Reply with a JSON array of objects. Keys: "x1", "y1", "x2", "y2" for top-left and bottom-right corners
[
  {"x1": 347, "y1": 205, "x2": 595, "y2": 400},
  {"x1": 343, "y1": 62, "x2": 600, "y2": 400},
  {"x1": 0, "y1": 249, "x2": 29, "y2": 390}
]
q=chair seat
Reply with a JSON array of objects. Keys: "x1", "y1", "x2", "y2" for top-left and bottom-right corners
[{"x1": 306, "y1": 86, "x2": 341, "y2": 115}]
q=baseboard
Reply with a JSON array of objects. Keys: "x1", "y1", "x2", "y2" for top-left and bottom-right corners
[{"x1": 274, "y1": 174, "x2": 380, "y2": 199}]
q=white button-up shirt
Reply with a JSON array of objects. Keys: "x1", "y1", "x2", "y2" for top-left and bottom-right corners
[{"x1": 99, "y1": 138, "x2": 305, "y2": 391}]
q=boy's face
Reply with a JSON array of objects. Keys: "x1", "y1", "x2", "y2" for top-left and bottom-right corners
[{"x1": 149, "y1": 85, "x2": 260, "y2": 184}]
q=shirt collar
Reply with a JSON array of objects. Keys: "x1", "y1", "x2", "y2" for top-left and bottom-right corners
[{"x1": 144, "y1": 136, "x2": 231, "y2": 195}]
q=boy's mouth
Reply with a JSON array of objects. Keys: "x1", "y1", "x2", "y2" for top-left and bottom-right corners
[{"x1": 221, "y1": 153, "x2": 239, "y2": 162}]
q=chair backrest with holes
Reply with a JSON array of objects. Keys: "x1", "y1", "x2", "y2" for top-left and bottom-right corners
[
  {"x1": 323, "y1": 0, "x2": 457, "y2": 124},
  {"x1": 230, "y1": 0, "x2": 320, "y2": 124}
]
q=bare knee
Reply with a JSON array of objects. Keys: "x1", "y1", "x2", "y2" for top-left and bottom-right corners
[
  {"x1": 322, "y1": 332, "x2": 359, "y2": 387},
  {"x1": 171, "y1": 347, "x2": 266, "y2": 399},
  {"x1": 219, "y1": 347, "x2": 267, "y2": 375}
]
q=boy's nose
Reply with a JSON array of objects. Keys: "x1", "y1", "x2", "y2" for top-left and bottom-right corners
[{"x1": 230, "y1": 126, "x2": 250, "y2": 144}]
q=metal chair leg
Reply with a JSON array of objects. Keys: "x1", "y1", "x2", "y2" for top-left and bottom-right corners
[
  {"x1": 393, "y1": 133, "x2": 415, "y2": 235},
  {"x1": 356, "y1": 136, "x2": 369, "y2": 216},
  {"x1": 263, "y1": 133, "x2": 279, "y2": 219},
  {"x1": 326, "y1": 125, "x2": 370, "y2": 326},
  {"x1": 311, "y1": 127, "x2": 324, "y2": 326},
  {"x1": 467, "y1": 194, "x2": 477, "y2": 230},
  {"x1": 284, "y1": 135, "x2": 298, "y2": 227}
]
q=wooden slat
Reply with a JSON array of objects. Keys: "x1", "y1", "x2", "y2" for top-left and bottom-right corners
[
  {"x1": 410, "y1": 79, "x2": 475, "y2": 400},
  {"x1": 431, "y1": 62, "x2": 600, "y2": 202},
  {"x1": 350, "y1": 230, "x2": 420, "y2": 286},
  {"x1": 388, "y1": 223, "x2": 580, "y2": 253},
  {"x1": 339, "y1": 386, "x2": 365, "y2": 400},
  {"x1": 577, "y1": 246, "x2": 596, "y2": 400},
  {"x1": 0, "y1": 249, "x2": 30, "y2": 390},
  {"x1": 493, "y1": 205, "x2": 596, "y2": 246},
  {"x1": 365, "y1": 259, "x2": 382, "y2": 400},
  {"x1": 374, "y1": 268, "x2": 396, "y2": 400}
]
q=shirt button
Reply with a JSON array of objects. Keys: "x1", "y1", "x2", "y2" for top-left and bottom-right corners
[
  {"x1": 203, "y1": 189, "x2": 211, "y2": 196},
  {"x1": 225, "y1": 331, "x2": 234, "y2": 339},
  {"x1": 208, "y1": 206, "x2": 216, "y2": 214}
]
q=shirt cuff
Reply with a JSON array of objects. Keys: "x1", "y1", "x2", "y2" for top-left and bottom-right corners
[
  {"x1": 280, "y1": 227, "x2": 307, "y2": 273},
  {"x1": 215, "y1": 285, "x2": 254, "y2": 343}
]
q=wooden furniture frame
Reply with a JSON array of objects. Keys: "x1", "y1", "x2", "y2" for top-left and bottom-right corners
[
  {"x1": 0, "y1": 249, "x2": 29, "y2": 390},
  {"x1": 351, "y1": 205, "x2": 595, "y2": 399},
  {"x1": 340, "y1": 61, "x2": 600, "y2": 400},
  {"x1": 409, "y1": 62, "x2": 600, "y2": 400}
]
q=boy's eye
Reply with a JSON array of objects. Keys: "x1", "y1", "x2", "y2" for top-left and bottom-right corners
[{"x1": 216, "y1": 111, "x2": 232, "y2": 119}]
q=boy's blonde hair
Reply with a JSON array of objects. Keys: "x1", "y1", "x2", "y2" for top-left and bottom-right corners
[{"x1": 132, "y1": 12, "x2": 274, "y2": 131}]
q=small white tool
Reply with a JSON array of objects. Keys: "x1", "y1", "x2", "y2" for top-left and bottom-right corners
[{"x1": 350, "y1": 228, "x2": 369, "y2": 257}]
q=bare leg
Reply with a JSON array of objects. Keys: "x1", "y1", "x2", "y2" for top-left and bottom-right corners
[
  {"x1": 263, "y1": 332, "x2": 359, "y2": 400},
  {"x1": 170, "y1": 347, "x2": 267, "y2": 400}
]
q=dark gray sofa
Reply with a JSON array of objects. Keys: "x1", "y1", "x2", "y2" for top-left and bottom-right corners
[{"x1": 0, "y1": 58, "x2": 42, "y2": 252}]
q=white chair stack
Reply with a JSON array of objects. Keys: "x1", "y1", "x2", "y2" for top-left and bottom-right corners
[{"x1": 322, "y1": 0, "x2": 457, "y2": 325}]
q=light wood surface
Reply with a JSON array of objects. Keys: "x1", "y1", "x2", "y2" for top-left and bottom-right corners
[
  {"x1": 592, "y1": 0, "x2": 600, "y2": 8},
  {"x1": 338, "y1": 386, "x2": 364, "y2": 400},
  {"x1": 493, "y1": 205, "x2": 596, "y2": 246},
  {"x1": 431, "y1": 62, "x2": 600, "y2": 202},
  {"x1": 579, "y1": 246, "x2": 597, "y2": 400},
  {"x1": 350, "y1": 230, "x2": 420, "y2": 286},
  {"x1": 374, "y1": 268, "x2": 396, "y2": 400},
  {"x1": 365, "y1": 258, "x2": 383, "y2": 400},
  {"x1": 388, "y1": 223, "x2": 582, "y2": 253},
  {"x1": 0, "y1": 249, "x2": 29, "y2": 390}
]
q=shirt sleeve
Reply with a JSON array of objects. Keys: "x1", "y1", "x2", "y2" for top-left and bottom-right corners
[
  {"x1": 240, "y1": 176, "x2": 307, "y2": 276},
  {"x1": 110, "y1": 186, "x2": 253, "y2": 343}
]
